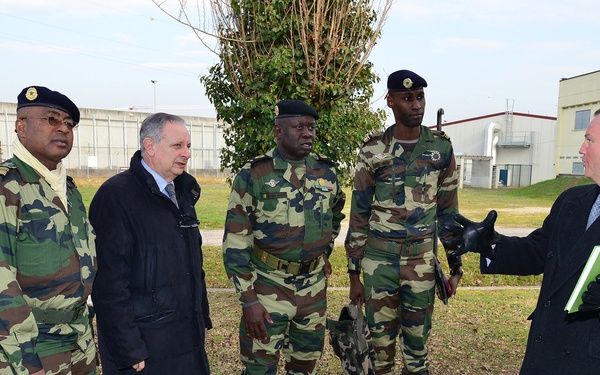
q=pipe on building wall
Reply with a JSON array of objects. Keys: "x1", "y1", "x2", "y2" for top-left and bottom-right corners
[{"x1": 484, "y1": 121, "x2": 499, "y2": 164}]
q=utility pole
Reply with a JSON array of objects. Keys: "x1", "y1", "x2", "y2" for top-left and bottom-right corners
[{"x1": 151, "y1": 80, "x2": 157, "y2": 112}]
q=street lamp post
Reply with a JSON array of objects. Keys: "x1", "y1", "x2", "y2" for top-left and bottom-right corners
[{"x1": 150, "y1": 80, "x2": 157, "y2": 112}]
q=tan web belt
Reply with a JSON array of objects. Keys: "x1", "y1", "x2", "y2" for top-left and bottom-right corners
[
  {"x1": 31, "y1": 302, "x2": 86, "y2": 325},
  {"x1": 252, "y1": 246, "x2": 321, "y2": 275},
  {"x1": 367, "y1": 235, "x2": 433, "y2": 256}
]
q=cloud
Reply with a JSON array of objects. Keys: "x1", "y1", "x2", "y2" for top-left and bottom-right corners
[
  {"x1": 111, "y1": 32, "x2": 136, "y2": 43},
  {"x1": 129, "y1": 62, "x2": 211, "y2": 72},
  {"x1": 1, "y1": 0, "x2": 155, "y2": 17},
  {"x1": 435, "y1": 37, "x2": 507, "y2": 52},
  {"x1": 175, "y1": 32, "x2": 218, "y2": 53},
  {"x1": 387, "y1": 0, "x2": 599, "y2": 24},
  {"x1": 0, "y1": 40, "x2": 84, "y2": 55}
]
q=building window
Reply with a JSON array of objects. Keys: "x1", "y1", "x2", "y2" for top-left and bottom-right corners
[
  {"x1": 575, "y1": 110, "x2": 591, "y2": 130},
  {"x1": 572, "y1": 162, "x2": 584, "y2": 175}
]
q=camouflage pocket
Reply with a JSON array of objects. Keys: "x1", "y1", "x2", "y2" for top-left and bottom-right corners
[{"x1": 326, "y1": 302, "x2": 375, "y2": 375}]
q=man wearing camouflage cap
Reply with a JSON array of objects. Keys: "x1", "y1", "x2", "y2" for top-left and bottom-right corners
[
  {"x1": 223, "y1": 99, "x2": 346, "y2": 374},
  {"x1": 0, "y1": 86, "x2": 97, "y2": 374},
  {"x1": 345, "y1": 70, "x2": 463, "y2": 375}
]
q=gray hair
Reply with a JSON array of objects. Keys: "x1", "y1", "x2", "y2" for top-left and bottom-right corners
[{"x1": 139, "y1": 112, "x2": 185, "y2": 156}]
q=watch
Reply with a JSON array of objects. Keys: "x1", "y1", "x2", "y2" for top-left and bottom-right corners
[{"x1": 450, "y1": 268, "x2": 464, "y2": 277}]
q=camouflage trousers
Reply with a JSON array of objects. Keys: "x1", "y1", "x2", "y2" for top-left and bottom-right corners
[
  {"x1": 0, "y1": 334, "x2": 97, "y2": 375},
  {"x1": 362, "y1": 243, "x2": 435, "y2": 375},
  {"x1": 240, "y1": 265, "x2": 327, "y2": 375}
]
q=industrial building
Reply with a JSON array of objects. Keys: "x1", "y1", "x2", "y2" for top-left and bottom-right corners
[
  {"x1": 0, "y1": 103, "x2": 224, "y2": 177},
  {"x1": 555, "y1": 70, "x2": 600, "y2": 177},
  {"x1": 2, "y1": 69, "x2": 599, "y2": 186},
  {"x1": 437, "y1": 107, "x2": 556, "y2": 188}
]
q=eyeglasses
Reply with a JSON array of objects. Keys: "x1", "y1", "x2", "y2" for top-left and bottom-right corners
[
  {"x1": 178, "y1": 215, "x2": 200, "y2": 228},
  {"x1": 20, "y1": 116, "x2": 77, "y2": 129}
]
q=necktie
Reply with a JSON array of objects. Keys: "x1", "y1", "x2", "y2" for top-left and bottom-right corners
[
  {"x1": 586, "y1": 193, "x2": 600, "y2": 230},
  {"x1": 165, "y1": 183, "x2": 178, "y2": 208}
]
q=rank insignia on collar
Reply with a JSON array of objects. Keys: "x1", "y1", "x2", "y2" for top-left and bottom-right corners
[
  {"x1": 430, "y1": 151, "x2": 441, "y2": 161},
  {"x1": 265, "y1": 179, "x2": 278, "y2": 188},
  {"x1": 316, "y1": 178, "x2": 333, "y2": 192},
  {"x1": 374, "y1": 153, "x2": 385, "y2": 160}
]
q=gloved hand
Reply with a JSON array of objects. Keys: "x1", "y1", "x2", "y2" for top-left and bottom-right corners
[
  {"x1": 443, "y1": 210, "x2": 500, "y2": 258},
  {"x1": 579, "y1": 274, "x2": 600, "y2": 312}
]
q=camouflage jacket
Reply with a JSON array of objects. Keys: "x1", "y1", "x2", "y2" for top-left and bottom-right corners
[
  {"x1": 0, "y1": 157, "x2": 97, "y2": 374},
  {"x1": 223, "y1": 147, "x2": 346, "y2": 304},
  {"x1": 345, "y1": 125, "x2": 459, "y2": 272}
]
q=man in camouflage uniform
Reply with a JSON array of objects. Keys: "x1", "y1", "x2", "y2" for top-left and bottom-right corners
[
  {"x1": 223, "y1": 99, "x2": 346, "y2": 375},
  {"x1": 345, "y1": 70, "x2": 462, "y2": 375},
  {"x1": 0, "y1": 86, "x2": 97, "y2": 374}
]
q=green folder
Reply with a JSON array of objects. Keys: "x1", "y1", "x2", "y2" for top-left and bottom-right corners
[{"x1": 565, "y1": 245, "x2": 600, "y2": 313}]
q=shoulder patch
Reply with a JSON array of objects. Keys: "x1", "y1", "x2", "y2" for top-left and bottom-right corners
[
  {"x1": 363, "y1": 131, "x2": 384, "y2": 145},
  {"x1": 317, "y1": 153, "x2": 335, "y2": 166},
  {"x1": 67, "y1": 175, "x2": 77, "y2": 189},
  {"x1": 432, "y1": 130, "x2": 451, "y2": 141},
  {"x1": 0, "y1": 160, "x2": 17, "y2": 181},
  {"x1": 249, "y1": 154, "x2": 273, "y2": 165},
  {"x1": 0, "y1": 165, "x2": 10, "y2": 177}
]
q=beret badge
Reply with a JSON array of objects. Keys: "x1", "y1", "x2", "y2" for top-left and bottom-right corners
[
  {"x1": 25, "y1": 87, "x2": 38, "y2": 101},
  {"x1": 275, "y1": 104, "x2": 280, "y2": 116},
  {"x1": 403, "y1": 78, "x2": 413, "y2": 89}
]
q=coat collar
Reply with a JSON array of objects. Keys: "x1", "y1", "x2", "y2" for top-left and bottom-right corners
[
  {"x1": 270, "y1": 147, "x2": 323, "y2": 171},
  {"x1": 129, "y1": 150, "x2": 200, "y2": 211},
  {"x1": 381, "y1": 125, "x2": 437, "y2": 165},
  {"x1": 540, "y1": 184, "x2": 600, "y2": 301}
]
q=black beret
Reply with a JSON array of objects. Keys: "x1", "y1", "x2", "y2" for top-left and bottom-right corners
[
  {"x1": 275, "y1": 99, "x2": 319, "y2": 120},
  {"x1": 17, "y1": 86, "x2": 80, "y2": 124},
  {"x1": 387, "y1": 70, "x2": 428, "y2": 92}
]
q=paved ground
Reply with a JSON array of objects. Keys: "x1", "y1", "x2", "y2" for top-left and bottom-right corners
[{"x1": 202, "y1": 226, "x2": 535, "y2": 246}]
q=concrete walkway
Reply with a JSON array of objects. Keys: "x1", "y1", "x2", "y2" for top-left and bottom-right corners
[{"x1": 201, "y1": 226, "x2": 535, "y2": 246}]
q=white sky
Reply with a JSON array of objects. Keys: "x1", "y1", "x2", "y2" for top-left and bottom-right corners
[{"x1": 1, "y1": 0, "x2": 598, "y2": 125}]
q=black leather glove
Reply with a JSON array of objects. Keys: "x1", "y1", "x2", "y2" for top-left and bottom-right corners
[
  {"x1": 443, "y1": 210, "x2": 500, "y2": 258},
  {"x1": 579, "y1": 274, "x2": 600, "y2": 312}
]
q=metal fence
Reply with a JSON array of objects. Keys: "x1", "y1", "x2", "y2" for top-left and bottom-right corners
[{"x1": 1, "y1": 103, "x2": 224, "y2": 173}]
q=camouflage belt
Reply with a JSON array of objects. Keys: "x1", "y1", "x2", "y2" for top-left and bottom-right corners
[
  {"x1": 252, "y1": 246, "x2": 321, "y2": 275},
  {"x1": 366, "y1": 235, "x2": 433, "y2": 256},
  {"x1": 31, "y1": 302, "x2": 86, "y2": 325}
]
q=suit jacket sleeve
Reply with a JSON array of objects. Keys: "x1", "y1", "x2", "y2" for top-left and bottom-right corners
[{"x1": 480, "y1": 190, "x2": 571, "y2": 276}]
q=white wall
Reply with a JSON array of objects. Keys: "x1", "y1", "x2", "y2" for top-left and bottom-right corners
[
  {"x1": 439, "y1": 112, "x2": 556, "y2": 186},
  {"x1": 0, "y1": 103, "x2": 224, "y2": 172},
  {"x1": 556, "y1": 70, "x2": 600, "y2": 176}
]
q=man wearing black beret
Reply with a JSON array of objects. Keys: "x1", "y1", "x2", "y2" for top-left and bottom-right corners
[
  {"x1": 0, "y1": 86, "x2": 97, "y2": 374},
  {"x1": 345, "y1": 70, "x2": 462, "y2": 374},
  {"x1": 224, "y1": 99, "x2": 346, "y2": 374}
]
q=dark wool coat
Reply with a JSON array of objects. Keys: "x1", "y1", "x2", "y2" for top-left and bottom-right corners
[
  {"x1": 482, "y1": 184, "x2": 600, "y2": 375},
  {"x1": 90, "y1": 151, "x2": 211, "y2": 374}
]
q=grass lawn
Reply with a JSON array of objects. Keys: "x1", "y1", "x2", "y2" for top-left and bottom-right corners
[
  {"x1": 206, "y1": 288, "x2": 537, "y2": 375},
  {"x1": 77, "y1": 175, "x2": 593, "y2": 231},
  {"x1": 81, "y1": 175, "x2": 590, "y2": 374}
]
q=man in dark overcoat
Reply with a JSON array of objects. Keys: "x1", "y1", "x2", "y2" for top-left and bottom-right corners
[
  {"x1": 445, "y1": 113, "x2": 600, "y2": 374},
  {"x1": 90, "y1": 112, "x2": 211, "y2": 374}
]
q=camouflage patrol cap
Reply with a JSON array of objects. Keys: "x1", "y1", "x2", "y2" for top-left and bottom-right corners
[
  {"x1": 17, "y1": 86, "x2": 80, "y2": 124},
  {"x1": 275, "y1": 99, "x2": 319, "y2": 120},
  {"x1": 387, "y1": 70, "x2": 428, "y2": 92}
]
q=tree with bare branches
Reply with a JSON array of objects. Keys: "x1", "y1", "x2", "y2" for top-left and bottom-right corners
[{"x1": 154, "y1": 0, "x2": 393, "y2": 183}]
